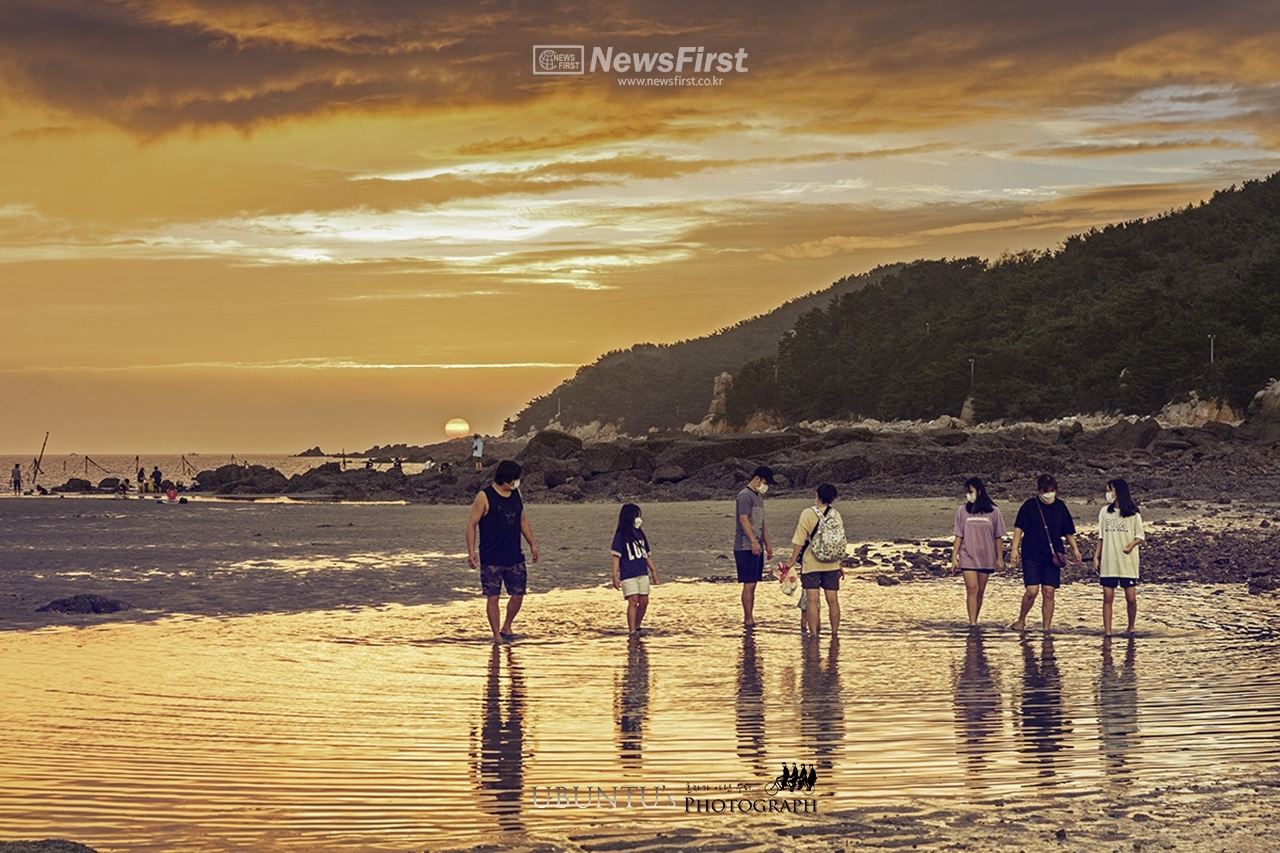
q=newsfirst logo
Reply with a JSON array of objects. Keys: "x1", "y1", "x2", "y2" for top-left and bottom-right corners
[
  {"x1": 531, "y1": 45, "x2": 749, "y2": 75},
  {"x1": 533, "y1": 46, "x2": 585, "y2": 75}
]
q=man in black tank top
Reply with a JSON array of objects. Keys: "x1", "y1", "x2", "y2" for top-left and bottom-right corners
[{"x1": 466, "y1": 460, "x2": 540, "y2": 643}]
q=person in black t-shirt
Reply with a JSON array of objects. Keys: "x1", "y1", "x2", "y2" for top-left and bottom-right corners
[
  {"x1": 466, "y1": 460, "x2": 540, "y2": 643},
  {"x1": 1009, "y1": 473, "x2": 1081, "y2": 633},
  {"x1": 611, "y1": 503, "x2": 659, "y2": 635}
]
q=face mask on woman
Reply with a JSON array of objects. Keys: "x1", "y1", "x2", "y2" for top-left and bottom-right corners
[
  {"x1": 1105, "y1": 489, "x2": 1115, "y2": 504},
  {"x1": 511, "y1": 479, "x2": 521, "y2": 491},
  {"x1": 966, "y1": 491, "x2": 978, "y2": 503},
  {"x1": 633, "y1": 517, "x2": 643, "y2": 529},
  {"x1": 1039, "y1": 491, "x2": 1056, "y2": 504}
]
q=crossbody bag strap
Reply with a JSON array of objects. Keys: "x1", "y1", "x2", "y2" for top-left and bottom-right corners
[{"x1": 1035, "y1": 499, "x2": 1058, "y2": 553}]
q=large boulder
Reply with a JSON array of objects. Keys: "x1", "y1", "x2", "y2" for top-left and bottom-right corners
[
  {"x1": 1236, "y1": 379, "x2": 1280, "y2": 444},
  {"x1": 52, "y1": 478, "x2": 93, "y2": 493},
  {"x1": 805, "y1": 457, "x2": 872, "y2": 486},
  {"x1": 215, "y1": 465, "x2": 289, "y2": 495},
  {"x1": 581, "y1": 445, "x2": 635, "y2": 475},
  {"x1": 655, "y1": 434, "x2": 800, "y2": 472},
  {"x1": 37, "y1": 594, "x2": 131, "y2": 614},
  {"x1": 1094, "y1": 417, "x2": 1161, "y2": 450},
  {"x1": 517, "y1": 429, "x2": 583, "y2": 462}
]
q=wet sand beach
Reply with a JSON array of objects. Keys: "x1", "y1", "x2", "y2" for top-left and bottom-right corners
[{"x1": 1, "y1": 496, "x2": 1279, "y2": 851}]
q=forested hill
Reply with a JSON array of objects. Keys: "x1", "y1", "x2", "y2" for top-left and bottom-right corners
[
  {"x1": 508, "y1": 265, "x2": 902, "y2": 433},
  {"x1": 725, "y1": 174, "x2": 1280, "y2": 426}
]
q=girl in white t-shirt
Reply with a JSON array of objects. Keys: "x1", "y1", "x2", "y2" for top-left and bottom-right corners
[{"x1": 1092, "y1": 478, "x2": 1144, "y2": 636}]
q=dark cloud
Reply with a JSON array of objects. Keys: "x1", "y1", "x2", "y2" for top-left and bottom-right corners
[{"x1": 2, "y1": 0, "x2": 1280, "y2": 134}]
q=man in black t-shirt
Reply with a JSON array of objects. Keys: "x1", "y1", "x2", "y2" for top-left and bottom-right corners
[
  {"x1": 1010, "y1": 474, "x2": 1082, "y2": 633},
  {"x1": 466, "y1": 460, "x2": 540, "y2": 643}
]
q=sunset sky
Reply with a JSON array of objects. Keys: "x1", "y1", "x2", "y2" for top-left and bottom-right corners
[{"x1": 3, "y1": 0, "x2": 1280, "y2": 453}]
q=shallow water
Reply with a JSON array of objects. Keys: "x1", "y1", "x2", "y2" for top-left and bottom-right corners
[
  {"x1": 2, "y1": 578, "x2": 1279, "y2": 852},
  {"x1": 1, "y1": 498, "x2": 1278, "y2": 851}
]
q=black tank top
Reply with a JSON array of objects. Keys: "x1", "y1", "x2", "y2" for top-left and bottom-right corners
[{"x1": 478, "y1": 485, "x2": 524, "y2": 566}]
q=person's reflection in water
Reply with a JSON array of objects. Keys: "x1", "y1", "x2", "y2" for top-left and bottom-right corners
[
  {"x1": 1097, "y1": 636, "x2": 1140, "y2": 782},
  {"x1": 735, "y1": 630, "x2": 767, "y2": 775},
  {"x1": 799, "y1": 637, "x2": 844, "y2": 776},
  {"x1": 952, "y1": 630, "x2": 1002, "y2": 788},
  {"x1": 469, "y1": 644, "x2": 526, "y2": 832},
  {"x1": 1016, "y1": 634, "x2": 1071, "y2": 783},
  {"x1": 614, "y1": 634, "x2": 651, "y2": 762}
]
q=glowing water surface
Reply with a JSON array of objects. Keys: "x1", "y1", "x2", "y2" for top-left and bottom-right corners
[
  {"x1": 1, "y1": 497, "x2": 1278, "y2": 851},
  {"x1": 2, "y1": 579, "x2": 1278, "y2": 852}
]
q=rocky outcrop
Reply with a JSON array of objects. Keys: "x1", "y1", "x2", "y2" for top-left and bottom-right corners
[
  {"x1": 36, "y1": 594, "x2": 131, "y2": 614},
  {"x1": 0, "y1": 842, "x2": 102, "y2": 853},
  {"x1": 1235, "y1": 378, "x2": 1280, "y2": 444}
]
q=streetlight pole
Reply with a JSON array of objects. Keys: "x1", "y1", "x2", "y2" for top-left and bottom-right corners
[{"x1": 1208, "y1": 335, "x2": 1215, "y2": 364}]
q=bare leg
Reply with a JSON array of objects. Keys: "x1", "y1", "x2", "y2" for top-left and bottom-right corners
[
  {"x1": 1102, "y1": 585, "x2": 1115, "y2": 636},
  {"x1": 742, "y1": 582, "x2": 757, "y2": 627},
  {"x1": 962, "y1": 570, "x2": 987, "y2": 626},
  {"x1": 805, "y1": 588, "x2": 821, "y2": 636},
  {"x1": 1040, "y1": 585, "x2": 1056, "y2": 632},
  {"x1": 501, "y1": 594, "x2": 523, "y2": 636},
  {"x1": 824, "y1": 587, "x2": 840, "y2": 636},
  {"x1": 1012, "y1": 586, "x2": 1038, "y2": 630},
  {"x1": 486, "y1": 595, "x2": 503, "y2": 643},
  {"x1": 635, "y1": 594, "x2": 649, "y2": 632},
  {"x1": 1124, "y1": 586, "x2": 1137, "y2": 633},
  {"x1": 625, "y1": 594, "x2": 639, "y2": 632}
]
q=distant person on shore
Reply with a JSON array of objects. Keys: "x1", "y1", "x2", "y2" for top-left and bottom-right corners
[
  {"x1": 151, "y1": 466, "x2": 163, "y2": 493},
  {"x1": 11, "y1": 463, "x2": 21, "y2": 495},
  {"x1": 735, "y1": 466, "x2": 775, "y2": 629},
  {"x1": 138, "y1": 467, "x2": 147, "y2": 494},
  {"x1": 1010, "y1": 474, "x2": 1081, "y2": 633},
  {"x1": 473, "y1": 434, "x2": 485, "y2": 471},
  {"x1": 1093, "y1": 478, "x2": 1145, "y2": 636},
  {"x1": 779, "y1": 483, "x2": 846, "y2": 637},
  {"x1": 466, "y1": 460, "x2": 539, "y2": 644},
  {"x1": 611, "y1": 503, "x2": 658, "y2": 636},
  {"x1": 950, "y1": 477, "x2": 1007, "y2": 627}
]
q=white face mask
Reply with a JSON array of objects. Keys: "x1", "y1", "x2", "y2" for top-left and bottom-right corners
[
  {"x1": 633, "y1": 517, "x2": 643, "y2": 529},
  {"x1": 1039, "y1": 491, "x2": 1056, "y2": 504},
  {"x1": 757, "y1": 483, "x2": 769, "y2": 495},
  {"x1": 966, "y1": 492, "x2": 978, "y2": 504},
  {"x1": 1105, "y1": 490, "x2": 1115, "y2": 504},
  {"x1": 510, "y1": 479, "x2": 521, "y2": 491}
]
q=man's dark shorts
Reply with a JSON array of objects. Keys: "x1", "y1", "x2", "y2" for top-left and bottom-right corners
[
  {"x1": 734, "y1": 550, "x2": 764, "y2": 583},
  {"x1": 1022, "y1": 557, "x2": 1061, "y2": 589},
  {"x1": 801, "y1": 569, "x2": 840, "y2": 591},
  {"x1": 1099, "y1": 577, "x2": 1138, "y2": 589},
  {"x1": 481, "y1": 562, "x2": 527, "y2": 597}
]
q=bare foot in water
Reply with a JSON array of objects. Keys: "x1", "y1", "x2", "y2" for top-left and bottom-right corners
[{"x1": 1009, "y1": 620, "x2": 1026, "y2": 631}]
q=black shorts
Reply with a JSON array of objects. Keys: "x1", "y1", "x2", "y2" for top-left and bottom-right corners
[
  {"x1": 1022, "y1": 558, "x2": 1061, "y2": 589},
  {"x1": 481, "y1": 563, "x2": 527, "y2": 597},
  {"x1": 801, "y1": 570, "x2": 840, "y2": 591},
  {"x1": 734, "y1": 550, "x2": 764, "y2": 583},
  {"x1": 961, "y1": 567, "x2": 995, "y2": 575},
  {"x1": 1100, "y1": 577, "x2": 1138, "y2": 589}
]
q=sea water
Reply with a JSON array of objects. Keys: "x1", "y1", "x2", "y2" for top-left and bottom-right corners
[{"x1": 0, "y1": 498, "x2": 1277, "y2": 851}]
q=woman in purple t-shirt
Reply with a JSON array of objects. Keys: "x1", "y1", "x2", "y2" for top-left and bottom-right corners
[{"x1": 949, "y1": 477, "x2": 1007, "y2": 627}]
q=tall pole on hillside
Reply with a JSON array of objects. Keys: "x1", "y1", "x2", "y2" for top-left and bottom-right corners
[
  {"x1": 1208, "y1": 334, "x2": 1215, "y2": 364},
  {"x1": 969, "y1": 359, "x2": 975, "y2": 388}
]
